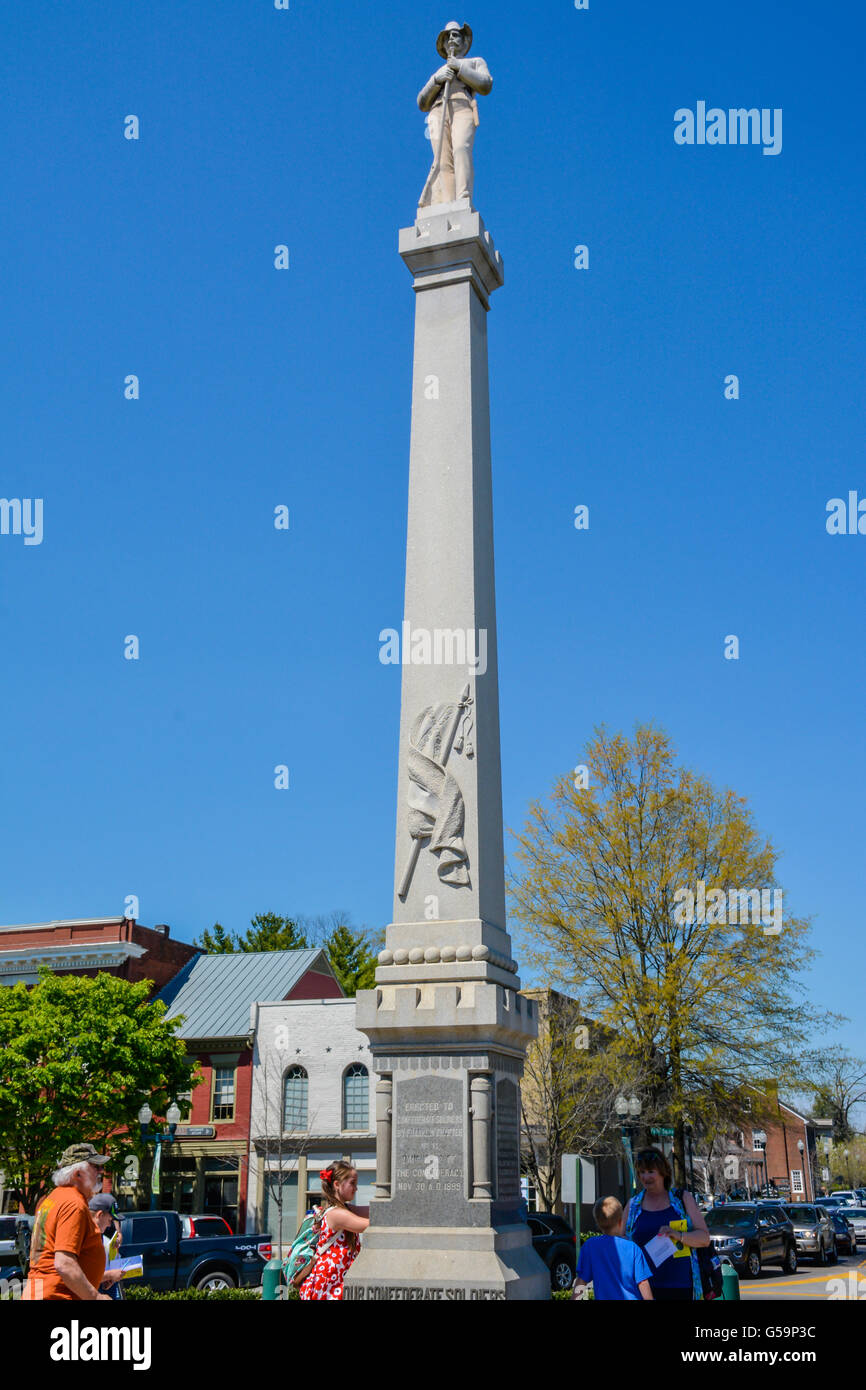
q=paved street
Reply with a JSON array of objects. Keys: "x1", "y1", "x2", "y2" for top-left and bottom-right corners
[{"x1": 739, "y1": 1253, "x2": 866, "y2": 1301}]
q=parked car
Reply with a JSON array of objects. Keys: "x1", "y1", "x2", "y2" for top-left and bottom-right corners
[
  {"x1": 839, "y1": 1208, "x2": 866, "y2": 1242},
  {"x1": 179, "y1": 1214, "x2": 234, "y2": 1239},
  {"x1": 118, "y1": 1210, "x2": 272, "y2": 1291},
  {"x1": 527, "y1": 1214, "x2": 577, "y2": 1291},
  {"x1": 829, "y1": 1209, "x2": 858, "y2": 1257},
  {"x1": 830, "y1": 1190, "x2": 860, "y2": 1206},
  {"x1": 815, "y1": 1196, "x2": 845, "y2": 1209},
  {"x1": 705, "y1": 1203, "x2": 798, "y2": 1279},
  {"x1": 782, "y1": 1204, "x2": 837, "y2": 1263},
  {"x1": 0, "y1": 1215, "x2": 33, "y2": 1282},
  {"x1": 755, "y1": 1200, "x2": 796, "y2": 1228},
  {"x1": 0, "y1": 1215, "x2": 32, "y2": 1265}
]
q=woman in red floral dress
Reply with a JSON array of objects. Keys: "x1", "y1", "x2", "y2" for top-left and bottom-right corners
[{"x1": 299, "y1": 1161, "x2": 369, "y2": 1301}]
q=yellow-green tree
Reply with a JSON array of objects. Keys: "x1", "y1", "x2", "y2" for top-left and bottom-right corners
[{"x1": 509, "y1": 725, "x2": 835, "y2": 1185}]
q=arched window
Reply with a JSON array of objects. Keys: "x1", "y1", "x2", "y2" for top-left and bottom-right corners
[
  {"x1": 343, "y1": 1063, "x2": 369, "y2": 1131},
  {"x1": 283, "y1": 1065, "x2": 309, "y2": 1131}
]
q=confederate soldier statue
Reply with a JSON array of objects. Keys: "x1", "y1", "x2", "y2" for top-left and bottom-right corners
[{"x1": 418, "y1": 21, "x2": 493, "y2": 210}]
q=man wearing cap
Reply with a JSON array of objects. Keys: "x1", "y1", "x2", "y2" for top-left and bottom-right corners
[
  {"x1": 418, "y1": 21, "x2": 493, "y2": 208},
  {"x1": 25, "y1": 1143, "x2": 114, "y2": 1300},
  {"x1": 89, "y1": 1193, "x2": 126, "y2": 1300}
]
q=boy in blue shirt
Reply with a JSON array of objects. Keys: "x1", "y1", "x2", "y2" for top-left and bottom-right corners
[{"x1": 572, "y1": 1196, "x2": 654, "y2": 1301}]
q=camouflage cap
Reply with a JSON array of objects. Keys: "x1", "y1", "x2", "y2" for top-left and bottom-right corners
[{"x1": 59, "y1": 1142, "x2": 111, "y2": 1167}]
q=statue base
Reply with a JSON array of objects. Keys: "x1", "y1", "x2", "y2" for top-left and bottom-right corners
[{"x1": 342, "y1": 983, "x2": 550, "y2": 1301}]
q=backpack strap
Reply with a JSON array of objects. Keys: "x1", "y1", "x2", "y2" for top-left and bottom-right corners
[
  {"x1": 669, "y1": 1188, "x2": 704, "y2": 1302},
  {"x1": 625, "y1": 1188, "x2": 644, "y2": 1239}
]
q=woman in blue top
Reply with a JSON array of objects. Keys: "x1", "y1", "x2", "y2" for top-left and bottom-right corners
[{"x1": 624, "y1": 1147, "x2": 710, "y2": 1301}]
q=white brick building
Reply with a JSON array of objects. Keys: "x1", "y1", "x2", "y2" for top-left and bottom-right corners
[{"x1": 246, "y1": 998, "x2": 376, "y2": 1244}]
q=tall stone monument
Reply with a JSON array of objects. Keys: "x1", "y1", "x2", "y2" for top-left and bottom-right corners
[{"x1": 344, "y1": 22, "x2": 548, "y2": 1301}]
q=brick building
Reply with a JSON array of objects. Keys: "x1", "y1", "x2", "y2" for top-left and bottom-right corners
[
  {"x1": 740, "y1": 1094, "x2": 831, "y2": 1203},
  {"x1": 247, "y1": 998, "x2": 375, "y2": 1245},
  {"x1": 0, "y1": 917, "x2": 200, "y2": 995},
  {"x1": 698, "y1": 1089, "x2": 833, "y2": 1203},
  {"x1": 151, "y1": 950, "x2": 343, "y2": 1232}
]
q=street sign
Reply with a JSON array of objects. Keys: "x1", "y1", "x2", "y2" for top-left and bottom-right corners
[
  {"x1": 562, "y1": 1156, "x2": 577, "y2": 1205},
  {"x1": 651, "y1": 1127, "x2": 675, "y2": 1138},
  {"x1": 175, "y1": 1125, "x2": 215, "y2": 1138},
  {"x1": 562, "y1": 1156, "x2": 597, "y2": 1206}
]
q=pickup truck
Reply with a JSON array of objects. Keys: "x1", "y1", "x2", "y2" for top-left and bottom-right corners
[{"x1": 117, "y1": 1210, "x2": 272, "y2": 1291}]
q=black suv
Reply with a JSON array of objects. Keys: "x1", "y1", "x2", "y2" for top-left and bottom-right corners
[
  {"x1": 706, "y1": 1202, "x2": 798, "y2": 1279},
  {"x1": 527, "y1": 1214, "x2": 577, "y2": 1291}
]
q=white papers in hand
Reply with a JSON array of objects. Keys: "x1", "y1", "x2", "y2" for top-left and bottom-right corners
[{"x1": 644, "y1": 1233, "x2": 677, "y2": 1266}]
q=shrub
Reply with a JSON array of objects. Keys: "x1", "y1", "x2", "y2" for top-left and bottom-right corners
[{"x1": 124, "y1": 1285, "x2": 262, "y2": 1301}]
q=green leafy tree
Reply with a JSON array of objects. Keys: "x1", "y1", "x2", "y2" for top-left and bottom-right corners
[
  {"x1": 509, "y1": 724, "x2": 836, "y2": 1186},
  {"x1": 238, "y1": 913, "x2": 309, "y2": 953},
  {"x1": 520, "y1": 990, "x2": 649, "y2": 1211},
  {"x1": 194, "y1": 921, "x2": 236, "y2": 953},
  {"x1": 194, "y1": 914, "x2": 309, "y2": 954},
  {"x1": 323, "y1": 920, "x2": 378, "y2": 997},
  {"x1": 0, "y1": 970, "x2": 198, "y2": 1212},
  {"x1": 810, "y1": 1052, "x2": 866, "y2": 1141}
]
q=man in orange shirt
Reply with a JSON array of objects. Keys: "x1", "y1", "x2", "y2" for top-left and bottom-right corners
[{"x1": 25, "y1": 1143, "x2": 117, "y2": 1301}]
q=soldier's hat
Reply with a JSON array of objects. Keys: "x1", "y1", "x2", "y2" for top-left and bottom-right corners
[{"x1": 436, "y1": 21, "x2": 473, "y2": 58}]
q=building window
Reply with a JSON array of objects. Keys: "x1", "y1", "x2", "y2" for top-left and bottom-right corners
[
  {"x1": 343, "y1": 1063, "x2": 369, "y2": 1130},
  {"x1": 283, "y1": 1065, "x2": 309, "y2": 1131},
  {"x1": 212, "y1": 1067, "x2": 235, "y2": 1121},
  {"x1": 520, "y1": 1176, "x2": 538, "y2": 1213}
]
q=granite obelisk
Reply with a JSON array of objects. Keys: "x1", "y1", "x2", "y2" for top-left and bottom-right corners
[{"x1": 344, "y1": 23, "x2": 547, "y2": 1301}]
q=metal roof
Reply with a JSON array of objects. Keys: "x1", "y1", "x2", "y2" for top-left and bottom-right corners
[{"x1": 154, "y1": 949, "x2": 336, "y2": 1039}]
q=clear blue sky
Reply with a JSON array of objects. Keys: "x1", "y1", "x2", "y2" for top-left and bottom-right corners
[{"x1": 2, "y1": 2, "x2": 864, "y2": 1066}]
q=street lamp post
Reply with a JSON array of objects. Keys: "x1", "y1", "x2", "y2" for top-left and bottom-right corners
[
  {"x1": 615, "y1": 1095, "x2": 642, "y2": 1198},
  {"x1": 796, "y1": 1137, "x2": 813, "y2": 1202},
  {"x1": 684, "y1": 1124, "x2": 696, "y2": 1193},
  {"x1": 138, "y1": 1101, "x2": 181, "y2": 1211},
  {"x1": 845, "y1": 1149, "x2": 851, "y2": 1186}
]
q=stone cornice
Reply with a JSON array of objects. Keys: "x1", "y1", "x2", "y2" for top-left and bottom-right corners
[
  {"x1": 0, "y1": 918, "x2": 128, "y2": 933},
  {"x1": 0, "y1": 941, "x2": 147, "y2": 975}
]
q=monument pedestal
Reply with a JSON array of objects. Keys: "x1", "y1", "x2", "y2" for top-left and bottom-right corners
[
  {"x1": 344, "y1": 984, "x2": 547, "y2": 1300},
  {"x1": 345, "y1": 202, "x2": 548, "y2": 1300}
]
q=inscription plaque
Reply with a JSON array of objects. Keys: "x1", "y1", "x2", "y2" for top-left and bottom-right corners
[
  {"x1": 344, "y1": 1285, "x2": 505, "y2": 1300},
  {"x1": 393, "y1": 1073, "x2": 465, "y2": 1222},
  {"x1": 496, "y1": 1078, "x2": 520, "y2": 1200}
]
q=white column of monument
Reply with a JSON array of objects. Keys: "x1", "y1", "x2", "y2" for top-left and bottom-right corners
[{"x1": 346, "y1": 21, "x2": 547, "y2": 1301}]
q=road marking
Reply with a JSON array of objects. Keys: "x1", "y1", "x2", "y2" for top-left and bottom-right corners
[
  {"x1": 742, "y1": 1264, "x2": 865, "y2": 1291},
  {"x1": 739, "y1": 1278, "x2": 839, "y2": 1289}
]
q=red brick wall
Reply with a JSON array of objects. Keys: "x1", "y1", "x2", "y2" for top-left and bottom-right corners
[
  {"x1": 186, "y1": 1048, "x2": 252, "y2": 1230},
  {"x1": 0, "y1": 919, "x2": 199, "y2": 999},
  {"x1": 287, "y1": 969, "x2": 343, "y2": 1001},
  {"x1": 188, "y1": 1050, "x2": 252, "y2": 1136},
  {"x1": 748, "y1": 1107, "x2": 814, "y2": 1201},
  {"x1": 127, "y1": 925, "x2": 200, "y2": 995}
]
